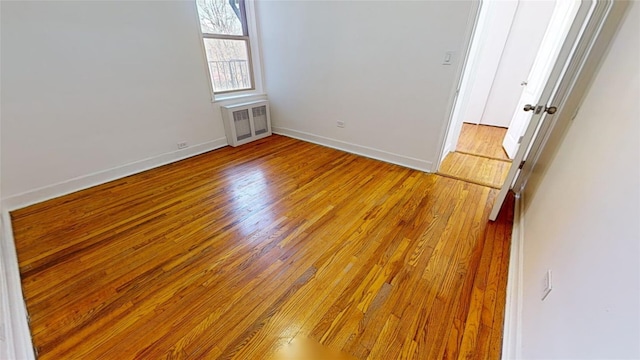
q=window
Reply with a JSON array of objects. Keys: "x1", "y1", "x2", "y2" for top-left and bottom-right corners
[{"x1": 196, "y1": 0, "x2": 254, "y2": 94}]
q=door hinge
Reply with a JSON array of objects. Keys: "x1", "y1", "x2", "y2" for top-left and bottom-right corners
[
  {"x1": 517, "y1": 136, "x2": 524, "y2": 144},
  {"x1": 518, "y1": 160, "x2": 526, "y2": 170}
]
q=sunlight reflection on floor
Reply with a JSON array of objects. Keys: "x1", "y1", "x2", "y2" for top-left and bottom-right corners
[
  {"x1": 228, "y1": 168, "x2": 275, "y2": 237},
  {"x1": 269, "y1": 337, "x2": 358, "y2": 360}
]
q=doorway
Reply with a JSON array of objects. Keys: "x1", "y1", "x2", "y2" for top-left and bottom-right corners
[
  {"x1": 438, "y1": 0, "x2": 574, "y2": 189},
  {"x1": 438, "y1": 124, "x2": 512, "y2": 189}
]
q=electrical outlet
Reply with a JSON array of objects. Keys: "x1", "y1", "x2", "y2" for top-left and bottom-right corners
[
  {"x1": 177, "y1": 141, "x2": 188, "y2": 150},
  {"x1": 542, "y1": 269, "x2": 553, "y2": 300},
  {"x1": 442, "y1": 51, "x2": 454, "y2": 65},
  {"x1": 337, "y1": 120, "x2": 345, "y2": 128}
]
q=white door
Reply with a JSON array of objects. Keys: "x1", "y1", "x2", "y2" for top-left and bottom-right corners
[
  {"x1": 479, "y1": 0, "x2": 556, "y2": 128},
  {"x1": 490, "y1": 0, "x2": 601, "y2": 221},
  {"x1": 462, "y1": 0, "x2": 518, "y2": 126},
  {"x1": 502, "y1": 0, "x2": 582, "y2": 159}
]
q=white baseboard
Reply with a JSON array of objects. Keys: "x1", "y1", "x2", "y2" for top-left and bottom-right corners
[
  {"x1": 1, "y1": 212, "x2": 35, "y2": 360},
  {"x1": 2, "y1": 138, "x2": 228, "y2": 211},
  {"x1": 273, "y1": 127, "x2": 433, "y2": 172},
  {"x1": 502, "y1": 193, "x2": 524, "y2": 360}
]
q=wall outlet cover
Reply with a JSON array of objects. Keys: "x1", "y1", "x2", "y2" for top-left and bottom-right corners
[{"x1": 542, "y1": 269, "x2": 553, "y2": 300}]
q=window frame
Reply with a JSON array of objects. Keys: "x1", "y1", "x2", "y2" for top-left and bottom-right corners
[{"x1": 196, "y1": 0, "x2": 260, "y2": 98}]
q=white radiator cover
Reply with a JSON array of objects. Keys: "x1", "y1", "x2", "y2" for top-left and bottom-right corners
[{"x1": 221, "y1": 100, "x2": 272, "y2": 147}]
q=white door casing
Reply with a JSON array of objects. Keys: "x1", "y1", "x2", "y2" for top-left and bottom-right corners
[
  {"x1": 438, "y1": 0, "x2": 556, "y2": 167},
  {"x1": 490, "y1": 0, "x2": 602, "y2": 221},
  {"x1": 499, "y1": 2, "x2": 630, "y2": 358},
  {"x1": 502, "y1": 0, "x2": 582, "y2": 159}
]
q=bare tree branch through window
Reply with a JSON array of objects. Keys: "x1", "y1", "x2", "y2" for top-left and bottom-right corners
[{"x1": 196, "y1": 0, "x2": 254, "y2": 93}]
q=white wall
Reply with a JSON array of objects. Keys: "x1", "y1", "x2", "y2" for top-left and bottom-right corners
[
  {"x1": 0, "y1": 1, "x2": 228, "y2": 207},
  {"x1": 255, "y1": 0, "x2": 474, "y2": 172},
  {"x1": 520, "y1": 2, "x2": 640, "y2": 358}
]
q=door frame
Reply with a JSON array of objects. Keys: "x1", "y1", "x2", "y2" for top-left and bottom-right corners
[
  {"x1": 437, "y1": 0, "x2": 553, "y2": 168},
  {"x1": 502, "y1": 0, "x2": 581, "y2": 159},
  {"x1": 490, "y1": 0, "x2": 597, "y2": 221},
  {"x1": 437, "y1": 0, "x2": 482, "y2": 167},
  {"x1": 490, "y1": 0, "x2": 628, "y2": 221},
  {"x1": 511, "y1": 0, "x2": 627, "y2": 194},
  {"x1": 499, "y1": 2, "x2": 630, "y2": 358}
]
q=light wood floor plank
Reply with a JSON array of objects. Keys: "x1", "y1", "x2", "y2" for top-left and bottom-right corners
[
  {"x1": 457, "y1": 123, "x2": 510, "y2": 161},
  {"x1": 438, "y1": 152, "x2": 512, "y2": 189}
]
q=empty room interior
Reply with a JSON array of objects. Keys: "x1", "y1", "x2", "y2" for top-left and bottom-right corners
[{"x1": 0, "y1": 0, "x2": 638, "y2": 359}]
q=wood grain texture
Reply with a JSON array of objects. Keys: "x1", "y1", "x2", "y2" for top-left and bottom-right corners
[
  {"x1": 438, "y1": 152, "x2": 512, "y2": 189},
  {"x1": 11, "y1": 135, "x2": 515, "y2": 359},
  {"x1": 457, "y1": 123, "x2": 510, "y2": 161}
]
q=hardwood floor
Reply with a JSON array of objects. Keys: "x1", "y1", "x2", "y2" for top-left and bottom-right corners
[
  {"x1": 456, "y1": 123, "x2": 510, "y2": 161},
  {"x1": 11, "y1": 135, "x2": 514, "y2": 359},
  {"x1": 438, "y1": 123, "x2": 512, "y2": 189},
  {"x1": 438, "y1": 153, "x2": 511, "y2": 189}
]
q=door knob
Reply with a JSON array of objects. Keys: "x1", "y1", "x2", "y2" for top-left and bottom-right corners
[{"x1": 524, "y1": 104, "x2": 558, "y2": 115}]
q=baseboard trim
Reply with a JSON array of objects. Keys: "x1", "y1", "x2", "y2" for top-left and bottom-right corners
[
  {"x1": 273, "y1": 127, "x2": 433, "y2": 172},
  {"x1": 1, "y1": 212, "x2": 35, "y2": 360},
  {"x1": 2, "y1": 138, "x2": 228, "y2": 211},
  {"x1": 502, "y1": 193, "x2": 524, "y2": 359}
]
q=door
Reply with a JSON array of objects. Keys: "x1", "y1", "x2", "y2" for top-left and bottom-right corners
[
  {"x1": 463, "y1": 0, "x2": 518, "y2": 127},
  {"x1": 479, "y1": 0, "x2": 556, "y2": 128},
  {"x1": 502, "y1": 0, "x2": 582, "y2": 159},
  {"x1": 490, "y1": 0, "x2": 602, "y2": 221}
]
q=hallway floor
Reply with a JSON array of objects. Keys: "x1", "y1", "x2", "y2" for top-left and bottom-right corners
[
  {"x1": 456, "y1": 123, "x2": 510, "y2": 161},
  {"x1": 439, "y1": 123, "x2": 512, "y2": 189}
]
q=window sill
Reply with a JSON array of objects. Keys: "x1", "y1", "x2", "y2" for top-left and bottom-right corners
[{"x1": 213, "y1": 91, "x2": 267, "y2": 104}]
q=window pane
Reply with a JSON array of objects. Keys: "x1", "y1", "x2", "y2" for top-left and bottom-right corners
[
  {"x1": 196, "y1": 0, "x2": 244, "y2": 36},
  {"x1": 204, "y1": 38, "x2": 252, "y2": 92}
]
